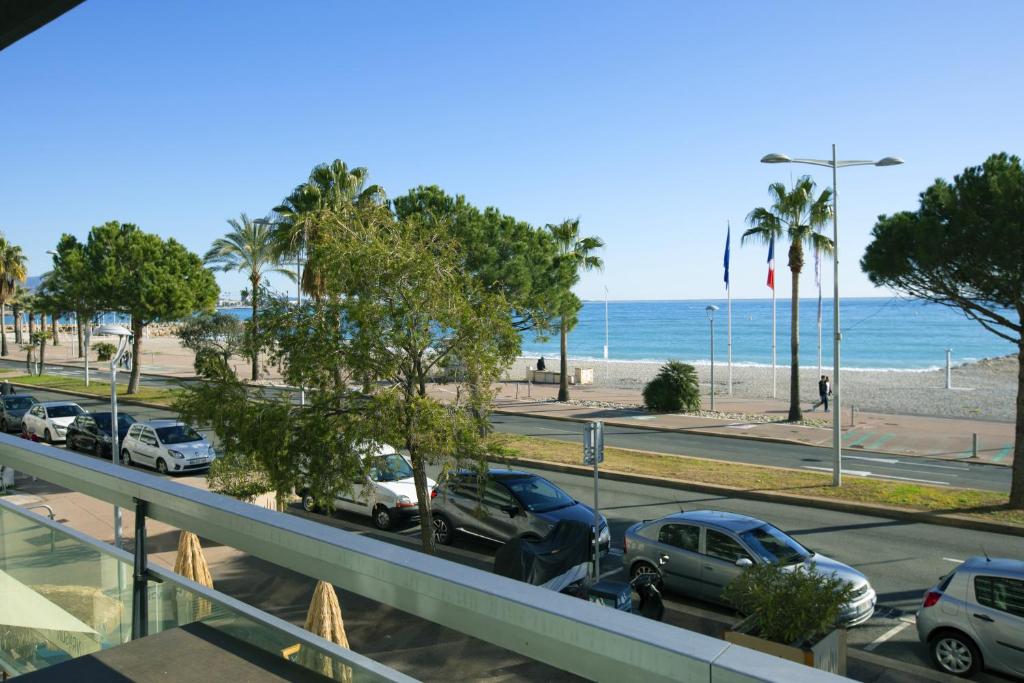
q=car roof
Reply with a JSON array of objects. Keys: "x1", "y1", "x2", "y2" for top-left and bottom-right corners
[
  {"x1": 653, "y1": 510, "x2": 766, "y2": 533},
  {"x1": 455, "y1": 468, "x2": 533, "y2": 480},
  {"x1": 39, "y1": 401, "x2": 83, "y2": 408},
  {"x1": 961, "y1": 556, "x2": 1024, "y2": 575},
  {"x1": 141, "y1": 419, "x2": 184, "y2": 427}
]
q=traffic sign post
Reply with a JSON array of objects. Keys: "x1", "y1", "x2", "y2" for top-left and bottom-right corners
[{"x1": 583, "y1": 421, "x2": 604, "y2": 578}]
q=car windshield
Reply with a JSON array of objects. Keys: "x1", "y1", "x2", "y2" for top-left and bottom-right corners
[
  {"x1": 155, "y1": 425, "x2": 204, "y2": 444},
  {"x1": 93, "y1": 414, "x2": 137, "y2": 434},
  {"x1": 47, "y1": 405, "x2": 83, "y2": 419},
  {"x1": 368, "y1": 454, "x2": 413, "y2": 482},
  {"x1": 3, "y1": 397, "x2": 35, "y2": 410},
  {"x1": 739, "y1": 524, "x2": 810, "y2": 565},
  {"x1": 505, "y1": 476, "x2": 575, "y2": 513}
]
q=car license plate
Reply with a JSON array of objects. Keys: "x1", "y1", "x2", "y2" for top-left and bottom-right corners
[{"x1": 188, "y1": 457, "x2": 207, "y2": 465}]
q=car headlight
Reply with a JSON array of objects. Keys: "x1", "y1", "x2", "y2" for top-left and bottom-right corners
[
  {"x1": 55, "y1": 425, "x2": 67, "y2": 432},
  {"x1": 167, "y1": 450, "x2": 185, "y2": 459},
  {"x1": 207, "y1": 446, "x2": 216, "y2": 457},
  {"x1": 599, "y1": 526, "x2": 611, "y2": 544},
  {"x1": 395, "y1": 495, "x2": 416, "y2": 509}
]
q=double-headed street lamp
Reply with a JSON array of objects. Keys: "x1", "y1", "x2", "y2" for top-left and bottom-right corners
[
  {"x1": 706, "y1": 305, "x2": 719, "y2": 412},
  {"x1": 94, "y1": 324, "x2": 132, "y2": 547},
  {"x1": 761, "y1": 146, "x2": 903, "y2": 486}
]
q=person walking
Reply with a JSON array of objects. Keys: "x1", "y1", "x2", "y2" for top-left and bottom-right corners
[
  {"x1": 811, "y1": 375, "x2": 827, "y2": 411},
  {"x1": 822, "y1": 375, "x2": 832, "y2": 412},
  {"x1": 537, "y1": 356, "x2": 546, "y2": 371}
]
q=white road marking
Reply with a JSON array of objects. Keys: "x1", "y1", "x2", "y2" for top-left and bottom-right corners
[
  {"x1": 632, "y1": 415, "x2": 658, "y2": 421},
  {"x1": 803, "y1": 466, "x2": 873, "y2": 477},
  {"x1": 725, "y1": 424, "x2": 756, "y2": 429},
  {"x1": 869, "y1": 473, "x2": 950, "y2": 486},
  {"x1": 904, "y1": 462, "x2": 970, "y2": 471},
  {"x1": 864, "y1": 621, "x2": 911, "y2": 651},
  {"x1": 845, "y1": 455, "x2": 899, "y2": 464},
  {"x1": 943, "y1": 557, "x2": 965, "y2": 563},
  {"x1": 899, "y1": 615, "x2": 917, "y2": 625},
  {"x1": 802, "y1": 466, "x2": 949, "y2": 486}
]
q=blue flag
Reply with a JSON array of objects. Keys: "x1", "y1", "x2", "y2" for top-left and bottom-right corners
[{"x1": 723, "y1": 223, "x2": 730, "y2": 289}]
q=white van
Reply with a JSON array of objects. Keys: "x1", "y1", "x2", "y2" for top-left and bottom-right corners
[{"x1": 298, "y1": 444, "x2": 436, "y2": 531}]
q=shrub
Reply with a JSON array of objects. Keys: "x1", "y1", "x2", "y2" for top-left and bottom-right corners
[
  {"x1": 642, "y1": 361, "x2": 700, "y2": 412},
  {"x1": 92, "y1": 341, "x2": 117, "y2": 362},
  {"x1": 722, "y1": 561, "x2": 855, "y2": 646}
]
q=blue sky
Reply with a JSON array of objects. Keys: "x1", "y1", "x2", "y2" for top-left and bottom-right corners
[{"x1": 2, "y1": 1, "x2": 1021, "y2": 301}]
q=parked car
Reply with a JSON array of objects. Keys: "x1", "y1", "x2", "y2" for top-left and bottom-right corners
[
  {"x1": 917, "y1": 556, "x2": 1024, "y2": 678},
  {"x1": 298, "y1": 443, "x2": 436, "y2": 531},
  {"x1": 120, "y1": 420, "x2": 216, "y2": 475},
  {"x1": 431, "y1": 469, "x2": 612, "y2": 553},
  {"x1": 66, "y1": 412, "x2": 138, "y2": 458},
  {"x1": 622, "y1": 510, "x2": 876, "y2": 626},
  {"x1": 0, "y1": 395, "x2": 38, "y2": 432},
  {"x1": 21, "y1": 401, "x2": 87, "y2": 444}
]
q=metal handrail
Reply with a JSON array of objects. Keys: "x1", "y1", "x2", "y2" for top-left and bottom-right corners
[{"x1": 0, "y1": 434, "x2": 849, "y2": 682}]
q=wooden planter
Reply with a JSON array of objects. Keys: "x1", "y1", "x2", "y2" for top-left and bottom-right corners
[{"x1": 724, "y1": 616, "x2": 847, "y2": 675}]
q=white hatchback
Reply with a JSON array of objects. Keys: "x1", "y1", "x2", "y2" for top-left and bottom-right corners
[
  {"x1": 299, "y1": 444, "x2": 436, "y2": 531},
  {"x1": 121, "y1": 420, "x2": 216, "y2": 475},
  {"x1": 22, "y1": 401, "x2": 86, "y2": 444}
]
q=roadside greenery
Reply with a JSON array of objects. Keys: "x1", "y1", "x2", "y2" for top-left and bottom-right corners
[
  {"x1": 92, "y1": 342, "x2": 117, "y2": 362},
  {"x1": 491, "y1": 432, "x2": 1024, "y2": 526},
  {"x1": 0, "y1": 235, "x2": 28, "y2": 358},
  {"x1": 643, "y1": 361, "x2": 701, "y2": 412},
  {"x1": 862, "y1": 152, "x2": 1024, "y2": 509},
  {"x1": 7, "y1": 375, "x2": 182, "y2": 405},
  {"x1": 177, "y1": 311, "x2": 246, "y2": 376}
]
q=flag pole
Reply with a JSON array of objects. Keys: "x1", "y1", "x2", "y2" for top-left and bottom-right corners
[
  {"x1": 726, "y1": 222, "x2": 733, "y2": 395},
  {"x1": 772, "y1": 280, "x2": 776, "y2": 399},
  {"x1": 604, "y1": 285, "x2": 609, "y2": 383},
  {"x1": 816, "y1": 247, "x2": 823, "y2": 380}
]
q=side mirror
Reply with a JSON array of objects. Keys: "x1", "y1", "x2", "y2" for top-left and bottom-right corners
[
  {"x1": 735, "y1": 557, "x2": 754, "y2": 568},
  {"x1": 501, "y1": 505, "x2": 519, "y2": 518}
]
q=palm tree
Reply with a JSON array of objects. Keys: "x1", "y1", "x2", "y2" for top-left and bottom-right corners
[
  {"x1": 743, "y1": 177, "x2": 833, "y2": 422},
  {"x1": 0, "y1": 238, "x2": 28, "y2": 357},
  {"x1": 9, "y1": 282, "x2": 28, "y2": 344},
  {"x1": 547, "y1": 219, "x2": 604, "y2": 402},
  {"x1": 204, "y1": 213, "x2": 294, "y2": 381},
  {"x1": 271, "y1": 160, "x2": 385, "y2": 301}
]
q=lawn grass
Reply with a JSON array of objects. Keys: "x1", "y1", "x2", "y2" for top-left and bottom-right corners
[
  {"x1": 489, "y1": 433, "x2": 1024, "y2": 527},
  {"x1": 8, "y1": 375, "x2": 183, "y2": 406}
]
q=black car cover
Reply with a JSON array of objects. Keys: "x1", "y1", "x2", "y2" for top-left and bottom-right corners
[{"x1": 493, "y1": 520, "x2": 593, "y2": 586}]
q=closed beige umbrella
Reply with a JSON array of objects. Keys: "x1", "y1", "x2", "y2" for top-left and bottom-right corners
[
  {"x1": 300, "y1": 580, "x2": 352, "y2": 683},
  {"x1": 173, "y1": 530, "x2": 213, "y2": 622}
]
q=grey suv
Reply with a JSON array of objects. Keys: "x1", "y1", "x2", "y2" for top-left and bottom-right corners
[
  {"x1": 431, "y1": 469, "x2": 611, "y2": 552},
  {"x1": 916, "y1": 556, "x2": 1024, "y2": 678}
]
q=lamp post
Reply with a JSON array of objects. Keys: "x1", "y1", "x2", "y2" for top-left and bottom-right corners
[
  {"x1": 761, "y1": 147, "x2": 903, "y2": 486},
  {"x1": 94, "y1": 324, "x2": 132, "y2": 547},
  {"x1": 706, "y1": 305, "x2": 719, "y2": 412}
]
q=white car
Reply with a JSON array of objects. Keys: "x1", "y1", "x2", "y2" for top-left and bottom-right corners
[
  {"x1": 121, "y1": 419, "x2": 216, "y2": 475},
  {"x1": 299, "y1": 443, "x2": 436, "y2": 531},
  {"x1": 22, "y1": 401, "x2": 86, "y2": 444}
]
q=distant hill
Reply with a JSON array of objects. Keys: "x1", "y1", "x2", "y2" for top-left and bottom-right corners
[{"x1": 24, "y1": 275, "x2": 44, "y2": 292}]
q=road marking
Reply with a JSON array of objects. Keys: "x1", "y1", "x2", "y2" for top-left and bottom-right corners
[
  {"x1": 868, "y1": 474, "x2": 950, "y2": 486},
  {"x1": 845, "y1": 455, "x2": 899, "y2": 465},
  {"x1": 725, "y1": 424, "x2": 756, "y2": 430},
  {"x1": 993, "y1": 443, "x2": 1013, "y2": 463},
  {"x1": 905, "y1": 462, "x2": 970, "y2": 471},
  {"x1": 632, "y1": 415, "x2": 658, "y2": 421},
  {"x1": 846, "y1": 432, "x2": 876, "y2": 447},
  {"x1": 865, "y1": 434, "x2": 895, "y2": 450},
  {"x1": 864, "y1": 621, "x2": 911, "y2": 651},
  {"x1": 803, "y1": 466, "x2": 873, "y2": 477},
  {"x1": 943, "y1": 557, "x2": 964, "y2": 563}
]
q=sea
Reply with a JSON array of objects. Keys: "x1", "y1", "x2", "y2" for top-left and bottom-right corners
[{"x1": 22, "y1": 297, "x2": 1017, "y2": 372}]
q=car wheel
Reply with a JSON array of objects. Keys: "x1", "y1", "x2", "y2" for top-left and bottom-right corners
[
  {"x1": 300, "y1": 491, "x2": 319, "y2": 513},
  {"x1": 630, "y1": 561, "x2": 664, "y2": 590},
  {"x1": 122, "y1": 449, "x2": 133, "y2": 466},
  {"x1": 432, "y1": 513, "x2": 455, "y2": 545},
  {"x1": 373, "y1": 505, "x2": 394, "y2": 531},
  {"x1": 156, "y1": 459, "x2": 168, "y2": 475},
  {"x1": 930, "y1": 630, "x2": 982, "y2": 677},
  {"x1": 44, "y1": 429, "x2": 54, "y2": 445}
]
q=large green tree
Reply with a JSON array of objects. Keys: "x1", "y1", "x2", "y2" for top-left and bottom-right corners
[
  {"x1": 547, "y1": 219, "x2": 604, "y2": 402},
  {"x1": 0, "y1": 235, "x2": 28, "y2": 357},
  {"x1": 204, "y1": 213, "x2": 293, "y2": 380},
  {"x1": 84, "y1": 221, "x2": 219, "y2": 393},
  {"x1": 39, "y1": 235, "x2": 97, "y2": 360},
  {"x1": 862, "y1": 153, "x2": 1024, "y2": 507},
  {"x1": 744, "y1": 178, "x2": 833, "y2": 421}
]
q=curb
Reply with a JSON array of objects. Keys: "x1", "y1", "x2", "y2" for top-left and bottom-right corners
[
  {"x1": 492, "y1": 406, "x2": 1012, "y2": 468},
  {"x1": 500, "y1": 455, "x2": 1024, "y2": 538},
  {"x1": 8, "y1": 382, "x2": 175, "y2": 412}
]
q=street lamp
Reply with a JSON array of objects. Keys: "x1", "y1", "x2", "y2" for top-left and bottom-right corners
[
  {"x1": 94, "y1": 324, "x2": 132, "y2": 547},
  {"x1": 761, "y1": 146, "x2": 903, "y2": 486},
  {"x1": 706, "y1": 305, "x2": 719, "y2": 412}
]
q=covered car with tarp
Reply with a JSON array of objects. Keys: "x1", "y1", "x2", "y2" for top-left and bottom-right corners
[{"x1": 493, "y1": 520, "x2": 592, "y2": 593}]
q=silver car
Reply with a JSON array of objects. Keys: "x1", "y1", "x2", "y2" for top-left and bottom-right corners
[
  {"x1": 622, "y1": 510, "x2": 876, "y2": 626},
  {"x1": 121, "y1": 420, "x2": 216, "y2": 475},
  {"x1": 0, "y1": 395, "x2": 38, "y2": 432},
  {"x1": 431, "y1": 469, "x2": 611, "y2": 553},
  {"x1": 916, "y1": 556, "x2": 1024, "y2": 678}
]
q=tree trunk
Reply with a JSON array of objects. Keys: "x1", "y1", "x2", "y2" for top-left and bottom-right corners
[
  {"x1": 13, "y1": 306, "x2": 21, "y2": 344},
  {"x1": 411, "y1": 450, "x2": 436, "y2": 554},
  {"x1": 0, "y1": 302, "x2": 7, "y2": 357},
  {"x1": 51, "y1": 314, "x2": 59, "y2": 345},
  {"x1": 1010, "y1": 341, "x2": 1024, "y2": 508},
  {"x1": 77, "y1": 313, "x2": 84, "y2": 358},
  {"x1": 38, "y1": 333, "x2": 46, "y2": 375},
  {"x1": 28, "y1": 311, "x2": 35, "y2": 339},
  {"x1": 558, "y1": 317, "x2": 569, "y2": 401},
  {"x1": 789, "y1": 263, "x2": 803, "y2": 422},
  {"x1": 251, "y1": 276, "x2": 259, "y2": 381},
  {"x1": 128, "y1": 317, "x2": 143, "y2": 394}
]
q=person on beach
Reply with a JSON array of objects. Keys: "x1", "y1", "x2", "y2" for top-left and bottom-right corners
[
  {"x1": 822, "y1": 376, "x2": 832, "y2": 412},
  {"x1": 812, "y1": 375, "x2": 827, "y2": 412},
  {"x1": 537, "y1": 356, "x2": 546, "y2": 371}
]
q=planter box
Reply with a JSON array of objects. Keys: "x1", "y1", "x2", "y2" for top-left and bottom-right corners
[{"x1": 724, "y1": 617, "x2": 846, "y2": 675}]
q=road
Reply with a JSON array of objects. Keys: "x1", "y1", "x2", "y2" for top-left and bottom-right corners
[{"x1": 8, "y1": 383, "x2": 1022, "y2": 679}]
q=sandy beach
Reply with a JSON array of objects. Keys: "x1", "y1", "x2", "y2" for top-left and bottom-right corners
[{"x1": 509, "y1": 355, "x2": 1019, "y2": 422}]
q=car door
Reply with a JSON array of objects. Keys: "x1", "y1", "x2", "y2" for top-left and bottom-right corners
[
  {"x1": 443, "y1": 475, "x2": 483, "y2": 534},
  {"x1": 25, "y1": 405, "x2": 43, "y2": 436},
  {"x1": 476, "y1": 480, "x2": 519, "y2": 542},
  {"x1": 138, "y1": 427, "x2": 161, "y2": 467},
  {"x1": 969, "y1": 574, "x2": 1024, "y2": 676},
  {"x1": 700, "y1": 528, "x2": 755, "y2": 603},
  {"x1": 649, "y1": 522, "x2": 703, "y2": 597}
]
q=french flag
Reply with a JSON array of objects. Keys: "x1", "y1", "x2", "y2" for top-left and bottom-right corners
[{"x1": 767, "y1": 234, "x2": 775, "y2": 290}]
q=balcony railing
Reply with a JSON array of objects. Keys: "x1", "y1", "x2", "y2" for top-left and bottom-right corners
[{"x1": 0, "y1": 434, "x2": 849, "y2": 682}]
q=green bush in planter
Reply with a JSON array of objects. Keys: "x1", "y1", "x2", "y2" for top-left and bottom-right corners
[
  {"x1": 642, "y1": 360, "x2": 700, "y2": 413},
  {"x1": 722, "y1": 561, "x2": 855, "y2": 646},
  {"x1": 92, "y1": 341, "x2": 117, "y2": 362}
]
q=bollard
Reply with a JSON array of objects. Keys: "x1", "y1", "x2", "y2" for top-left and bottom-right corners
[
  {"x1": 972, "y1": 433, "x2": 978, "y2": 459},
  {"x1": 849, "y1": 404, "x2": 855, "y2": 428},
  {"x1": 945, "y1": 349, "x2": 953, "y2": 390},
  {"x1": 515, "y1": 382, "x2": 519, "y2": 399},
  {"x1": 527, "y1": 380, "x2": 531, "y2": 398}
]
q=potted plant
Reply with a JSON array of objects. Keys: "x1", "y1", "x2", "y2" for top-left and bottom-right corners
[
  {"x1": 92, "y1": 341, "x2": 117, "y2": 362},
  {"x1": 722, "y1": 561, "x2": 853, "y2": 674}
]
